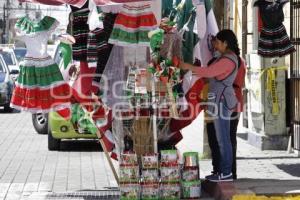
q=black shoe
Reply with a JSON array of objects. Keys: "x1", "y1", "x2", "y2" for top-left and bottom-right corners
[
  {"x1": 205, "y1": 171, "x2": 219, "y2": 179},
  {"x1": 233, "y1": 174, "x2": 237, "y2": 180},
  {"x1": 206, "y1": 173, "x2": 233, "y2": 182}
]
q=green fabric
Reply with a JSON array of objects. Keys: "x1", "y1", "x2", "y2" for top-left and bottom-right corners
[
  {"x1": 205, "y1": 0, "x2": 213, "y2": 15},
  {"x1": 59, "y1": 43, "x2": 72, "y2": 70},
  {"x1": 176, "y1": 0, "x2": 195, "y2": 30},
  {"x1": 181, "y1": 8, "x2": 200, "y2": 64},
  {"x1": 162, "y1": 0, "x2": 174, "y2": 18},
  {"x1": 110, "y1": 28, "x2": 150, "y2": 44},
  {"x1": 17, "y1": 63, "x2": 64, "y2": 87},
  {"x1": 71, "y1": 104, "x2": 98, "y2": 135},
  {"x1": 15, "y1": 16, "x2": 57, "y2": 34}
]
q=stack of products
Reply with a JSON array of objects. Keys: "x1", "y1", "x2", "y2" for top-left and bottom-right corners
[
  {"x1": 141, "y1": 153, "x2": 159, "y2": 200},
  {"x1": 181, "y1": 152, "x2": 201, "y2": 199},
  {"x1": 160, "y1": 150, "x2": 181, "y2": 200},
  {"x1": 120, "y1": 152, "x2": 140, "y2": 200}
]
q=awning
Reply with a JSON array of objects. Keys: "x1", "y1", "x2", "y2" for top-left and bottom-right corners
[{"x1": 18, "y1": 0, "x2": 153, "y2": 7}]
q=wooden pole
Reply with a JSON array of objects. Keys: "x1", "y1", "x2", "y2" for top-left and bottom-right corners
[
  {"x1": 82, "y1": 102, "x2": 119, "y2": 185},
  {"x1": 95, "y1": 128, "x2": 119, "y2": 185}
]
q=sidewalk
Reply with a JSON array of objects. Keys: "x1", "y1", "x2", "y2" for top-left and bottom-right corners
[
  {"x1": 177, "y1": 113, "x2": 300, "y2": 199},
  {"x1": 0, "y1": 110, "x2": 299, "y2": 199}
]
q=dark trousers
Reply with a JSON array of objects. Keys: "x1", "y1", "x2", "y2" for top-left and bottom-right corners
[{"x1": 207, "y1": 112, "x2": 240, "y2": 178}]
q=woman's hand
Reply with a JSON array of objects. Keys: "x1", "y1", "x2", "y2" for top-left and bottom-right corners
[{"x1": 179, "y1": 61, "x2": 192, "y2": 70}]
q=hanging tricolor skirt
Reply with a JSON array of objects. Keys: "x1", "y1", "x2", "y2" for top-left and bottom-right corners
[
  {"x1": 10, "y1": 56, "x2": 71, "y2": 113},
  {"x1": 109, "y1": 2, "x2": 158, "y2": 47},
  {"x1": 258, "y1": 24, "x2": 296, "y2": 57}
]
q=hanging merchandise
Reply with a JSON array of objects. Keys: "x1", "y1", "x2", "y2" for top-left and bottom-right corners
[
  {"x1": 88, "y1": 12, "x2": 118, "y2": 93},
  {"x1": 18, "y1": 0, "x2": 87, "y2": 7},
  {"x1": 193, "y1": 0, "x2": 219, "y2": 65},
  {"x1": 254, "y1": 0, "x2": 296, "y2": 57},
  {"x1": 11, "y1": 16, "x2": 71, "y2": 113},
  {"x1": 70, "y1": 1, "x2": 90, "y2": 61},
  {"x1": 180, "y1": 8, "x2": 200, "y2": 64},
  {"x1": 94, "y1": 0, "x2": 153, "y2": 5},
  {"x1": 108, "y1": 2, "x2": 158, "y2": 47},
  {"x1": 56, "y1": 34, "x2": 76, "y2": 82}
]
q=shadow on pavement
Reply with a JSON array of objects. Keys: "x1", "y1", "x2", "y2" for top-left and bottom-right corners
[
  {"x1": 203, "y1": 179, "x2": 300, "y2": 200},
  {"x1": 0, "y1": 108, "x2": 21, "y2": 114},
  {"x1": 275, "y1": 163, "x2": 300, "y2": 177},
  {"x1": 237, "y1": 156, "x2": 299, "y2": 160},
  {"x1": 59, "y1": 140, "x2": 103, "y2": 152}
]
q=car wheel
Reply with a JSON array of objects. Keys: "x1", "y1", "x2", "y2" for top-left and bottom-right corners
[
  {"x1": 32, "y1": 113, "x2": 48, "y2": 134},
  {"x1": 48, "y1": 125, "x2": 61, "y2": 151},
  {"x1": 3, "y1": 103, "x2": 13, "y2": 113}
]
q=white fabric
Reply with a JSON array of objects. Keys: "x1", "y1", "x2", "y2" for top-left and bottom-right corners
[
  {"x1": 151, "y1": 0, "x2": 161, "y2": 22},
  {"x1": 88, "y1": 0, "x2": 103, "y2": 30},
  {"x1": 193, "y1": 6, "x2": 218, "y2": 65},
  {"x1": 100, "y1": 3, "x2": 123, "y2": 13},
  {"x1": 21, "y1": 57, "x2": 56, "y2": 68},
  {"x1": 16, "y1": 20, "x2": 59, "y2": 59},
  {"x1": 192, "y1": 0, "x2": 207, "y2": 39}
]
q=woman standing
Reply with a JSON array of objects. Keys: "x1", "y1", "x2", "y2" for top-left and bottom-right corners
[{"x1": 179, "y1": 29, "x2": 241, "y2": 182}]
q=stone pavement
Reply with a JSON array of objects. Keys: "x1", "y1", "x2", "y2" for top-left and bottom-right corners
[
  {"x1": 0, "y1": 110, "x2": 118, "y2": 200},
  {"x1": 177, "y1": 113, "x2": 300, "y2": 199},
  {"x1": 0, "y1": 109, "x2": 299, "y2": 199}
]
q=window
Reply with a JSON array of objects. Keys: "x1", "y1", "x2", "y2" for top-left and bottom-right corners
[
  {"x1": 0, "y1": 60, "x2": 5, "y2": 73},
  {"x1": 0, "y1": 52, "x2": 16, "y2": 65},
  {"x1": 14, "y1": 49, "x2": 27, "y2": 62}
]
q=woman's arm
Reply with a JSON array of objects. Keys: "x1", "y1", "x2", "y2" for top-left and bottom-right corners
[{"x1": 179, "y1": 58, "x2": 235, "y2": 78}]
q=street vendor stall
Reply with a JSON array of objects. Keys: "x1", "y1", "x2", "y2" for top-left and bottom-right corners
[{"x1": 12, "y1": 0, "x2": 219, "y2": 199}]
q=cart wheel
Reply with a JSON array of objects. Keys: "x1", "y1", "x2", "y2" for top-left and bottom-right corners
[{"x1": 48, "y1": 126, "x2": 61, "y2": 151}]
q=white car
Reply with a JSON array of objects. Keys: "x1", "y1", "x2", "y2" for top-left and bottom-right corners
[{"x1": 0, "y1": 48, "x2": 19, "y2": 81}]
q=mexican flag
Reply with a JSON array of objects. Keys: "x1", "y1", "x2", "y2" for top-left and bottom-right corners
[{"x1": 168, "y1": 0, "x2": 219, "y2": 145}]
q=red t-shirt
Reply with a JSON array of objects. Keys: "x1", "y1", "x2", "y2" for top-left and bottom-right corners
[{"x1": 233, "y1": 59, "x2": 246, "y2": 112}]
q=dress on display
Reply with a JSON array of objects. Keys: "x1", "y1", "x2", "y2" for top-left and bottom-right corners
[
  {"x1": 254, "y1": 0, "x2": 295, "y2": 57},
  {"x1": 11, "y1": 16, "x2": 71, "y2": 113},
  {"x1": 70, "y1": 2, "x2": 90, "y2": 61},
  {"x1": 108, "y1": 2, "x2": 158, "y2": 47}
]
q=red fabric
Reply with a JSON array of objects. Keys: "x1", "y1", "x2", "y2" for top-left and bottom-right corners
[
  {"x1": 94, "y1": 0, "x2": 152, "y2": 5},
  {"x1": 168, "y1": 78, "x2": 205, "y2": 145},
  {"x1": 72, "y1": 62, "x2": 96, "y2": 103},
  {"x1": 257, "y1": 9, "x2": 263, "y2": 33},
  {"x1": 57, "y1": 108, "x2": 71, "y2": 120},
  {"x1": 19, "y1": 0, "x2": 152, "y2": 6},
  {"x1": 114, "y1": 13, "x2": 157, "y2": 29},
  {"x1": 18, "y1": 0, "x2": 87, "y2": 7},
  {"x1": 11, "y1": 83, "x2": 71, "y2": 110},
  {"x1": 233, "y1": 59, "x2": 246, "y2": 112}
]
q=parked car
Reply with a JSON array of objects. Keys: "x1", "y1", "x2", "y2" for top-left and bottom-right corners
[
  {"x1": 13, "y1": 47, "x2": 27, "y2": 62},
  {"x1": 0, "y1": 55, "x2": 14, "y2": 112},
  {"x1": 0, "y1": 48, "x2": 20, "y2": 81}
]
